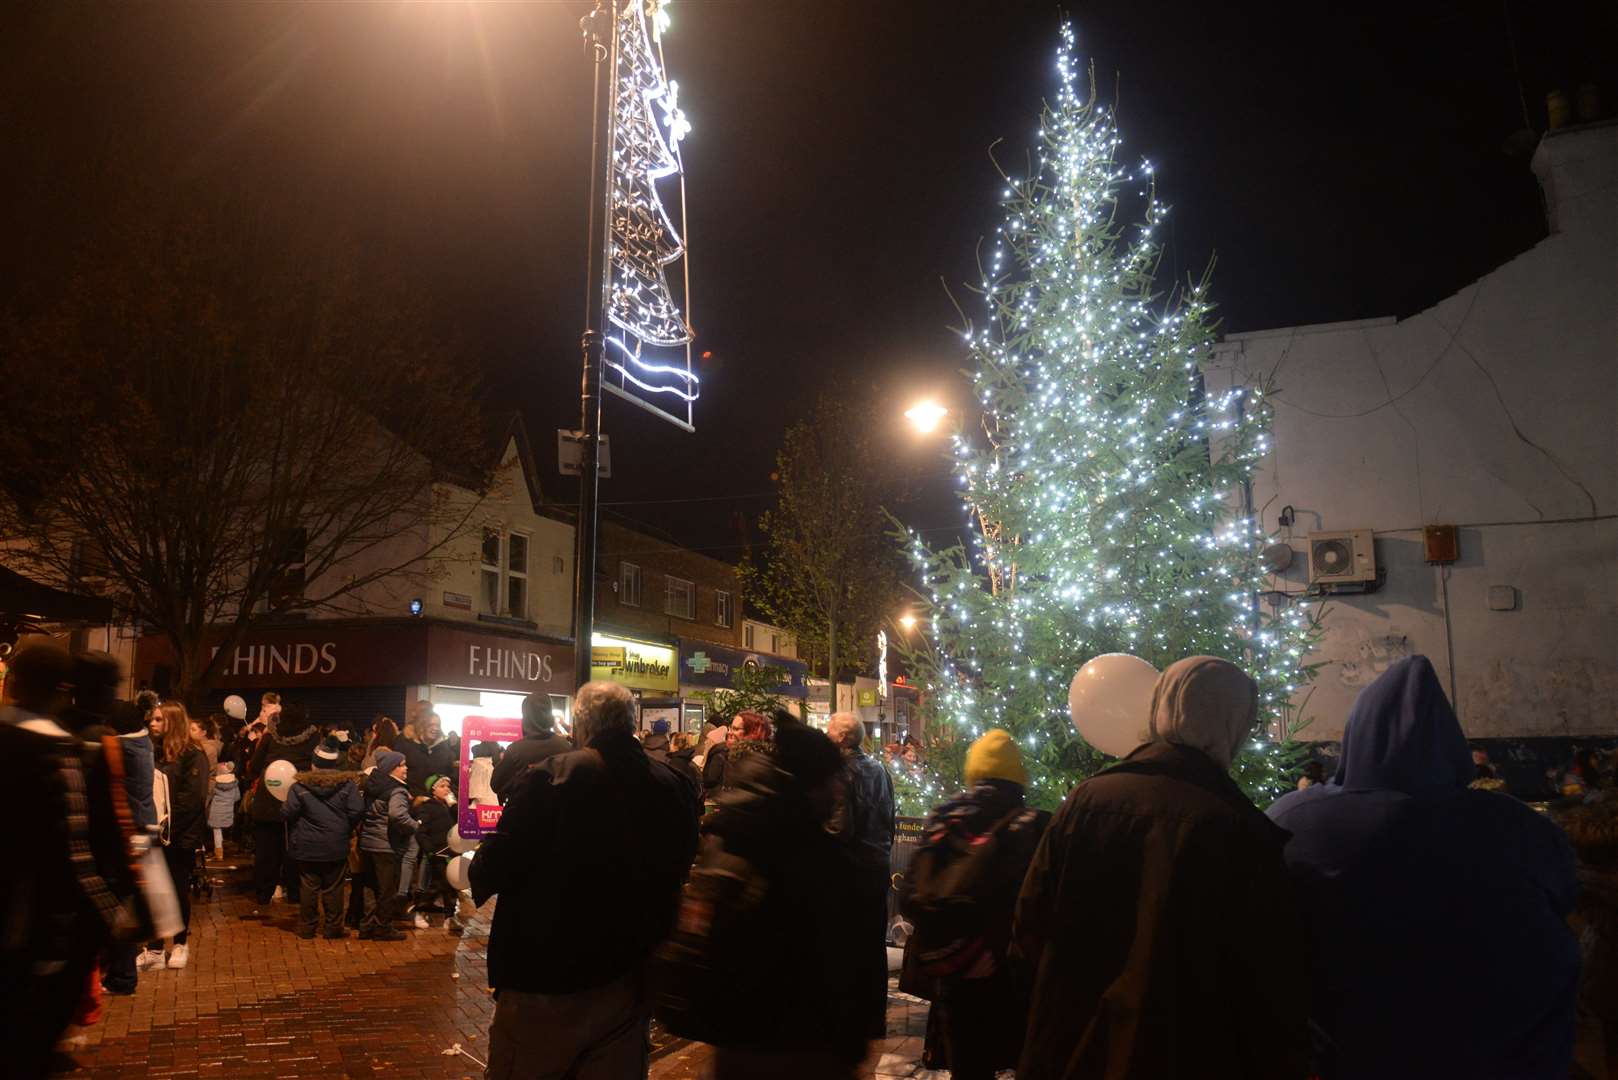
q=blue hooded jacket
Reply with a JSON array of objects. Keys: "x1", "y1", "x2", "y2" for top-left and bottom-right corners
[{"x1": 1268, "y1": 656, "x2": 1579, "y2": 1079}]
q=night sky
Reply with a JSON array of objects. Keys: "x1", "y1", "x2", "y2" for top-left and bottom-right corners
[{"x1": 3, "y1": 1, "x2": 1611, "y2": 559}]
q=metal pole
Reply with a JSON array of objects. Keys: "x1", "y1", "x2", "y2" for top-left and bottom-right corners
[{"x1": 574, "y1": 1, "x2": 617, "y2": 691}]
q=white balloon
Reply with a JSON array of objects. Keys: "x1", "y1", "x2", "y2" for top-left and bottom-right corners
[
  {"x1": 263, "y1": 759, "x2": 297, "y2": 801},
  {"x1": 445, "y1": 852, "x2": 473, "y2": 892},
  {"x1": 447, "y1": 825, "x2": 478, "y2": 854},
  {"x1": 1069, "y1": 654, "x2": 1160, "y2": 758},
  {"x1": 222, "y1": 695, "x2": 247, "y2": 721}
]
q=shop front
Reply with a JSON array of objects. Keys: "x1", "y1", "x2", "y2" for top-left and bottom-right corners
[
  {"x1": 678, "y1": 639, "x2": 809, "y2": 732},
  {"x1": 590, "y1": 630, "x2": 680, "y2": 731},
  {"x1": 134, "y1": 618, "x2": 575, "y2": 736},
  {"x1": 853, "y1": 676, "x2": 922, "y2": 746}
]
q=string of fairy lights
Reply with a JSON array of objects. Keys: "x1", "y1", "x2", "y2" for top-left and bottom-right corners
[{"x1": 892, "y1": 23, "x2": 1324, "y2": 812}]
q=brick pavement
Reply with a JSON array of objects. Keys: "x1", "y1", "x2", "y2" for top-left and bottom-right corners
[{"x1": 56, "y1": 853, "x2": 944, "y2": 1079}]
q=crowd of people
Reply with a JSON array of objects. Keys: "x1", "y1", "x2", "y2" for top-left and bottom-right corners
[{"x1": 5, "y1": 638, "x2": 1613, "y2": 1079}]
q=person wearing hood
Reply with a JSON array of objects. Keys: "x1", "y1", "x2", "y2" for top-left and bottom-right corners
[
  {"x1": 208, "y1": 761, "x2": 238, "y2": 859},
  {"x1": 1014, "y1": 656, "x2": 1306, "y2": 1080},
  {"x1": 281, "y1": 737, "x2": 364, "y2": 939},
  {"x1": 248, "y1": 702, "x2": 320, "y2": 907},
  {"x1": 1267, "y1": 656, "x2": 1578, "y2": 1079},
  {"x1": 900, "y1": 729, "x2": 1049, "y2": 1079},
  {"x1": 489, "y1": 692, "x2": 573, "y2": 803},
  {"x1": 358, "y1": 749, "x2": 418, "y2": 940},
  {"x1": 653, "y1": 719, "x2": 869, "y2": 1077}
]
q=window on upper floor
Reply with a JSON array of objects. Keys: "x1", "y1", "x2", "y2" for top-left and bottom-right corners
[
  {"x1": 480, "y1": 527, "x2": 501, "y2": 616},
  {"x1": 743, "y1": 623, "x2": 755, "y2": 650},
  {"x1": 665, "y1": 575, "x2": 694, "y2": 620},
  {"x1": 507, "y1": 533, "x2": 529, "y2": 620},
  {"x1": 620, "y1": 562, "x2": 642, "y2": 608},
  {"x1": 268, "y1": 526, "x2": 308, "y2": 611},
  {"x1": 715, "y1": 590, "x2": 732, "y2": 628}
]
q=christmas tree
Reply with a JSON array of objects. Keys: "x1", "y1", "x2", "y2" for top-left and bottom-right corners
[{"x1": 895, "y1": 24, "x2": 1323, "y2": 815}]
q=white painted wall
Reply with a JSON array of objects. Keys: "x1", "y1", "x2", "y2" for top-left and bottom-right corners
[
  {"x1": 1206, "y1": 122, "x2": 1617, "y2": 740},
  {"x1": 308, "y1": 437, "x2": 574, "y2": 638}
]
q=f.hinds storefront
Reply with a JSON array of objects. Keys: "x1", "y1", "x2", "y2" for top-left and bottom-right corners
[{"x1": 135, "y1": 617, "x2": 576, "y2": 735}]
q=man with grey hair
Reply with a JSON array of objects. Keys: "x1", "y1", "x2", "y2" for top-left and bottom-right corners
[
  {"x1": 471, "y1": 680, "x2": 698, "y2": 1079},
  {"x1": 826, "y1": 711, "x2": 896, "y2": 1040}
]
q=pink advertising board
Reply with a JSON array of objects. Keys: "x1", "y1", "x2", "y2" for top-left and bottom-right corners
[{"x1": 458, "y1": 715, "x2": 524, "y2": 838}]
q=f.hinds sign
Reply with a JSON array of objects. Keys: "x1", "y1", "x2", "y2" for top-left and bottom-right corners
[
  {"x1": 466, "y1": 643, "x2": 555, "y2": 684},
  {"x1": 218, "y1": 642, "x2": 338, "y2": 678},
  {"x1": 141, "y1": 621, "x2": 576, "y2": 693}
]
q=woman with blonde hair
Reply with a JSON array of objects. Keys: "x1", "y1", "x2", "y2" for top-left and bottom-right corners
[{"x1": 139, "y1": 700, "x2": 209, "y2": 971}]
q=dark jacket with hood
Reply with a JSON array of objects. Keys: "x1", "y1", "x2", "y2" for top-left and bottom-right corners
[
  {"x1": 655, "y1": 725, "x2": 869, "y2": 1063},
  {"x1": 644, "y1": 732, "x2": 701, "y2": 806},
  {"x1": 281, "y1": 770, "x2": 365, "y2": 863},
  {"x1": 398, "y1": 732, "x2": 455, "y2": 797},
  {"x1": 1267, "y1": 656, "x2": 1579, "y2": 1080},
  {"x1": 1014, "y1": 739, "x2": 1306, "y2": 1080},
  {"x1": 471, "y1": 728, "x2": 698, "y2": 995},
  {"x1": 248, "y1": 722, "x2": 320, "y2": 823},
  {"x1": 360, "y1": 769, "x2": 419, "y2": 855},
  {"x1": 488, "y1": 713, "x2": 572, "y2": 803}
]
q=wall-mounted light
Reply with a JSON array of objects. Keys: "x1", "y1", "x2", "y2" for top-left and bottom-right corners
[{"x1": 409, "y1": 598, "x2": 423, "y2": 617}]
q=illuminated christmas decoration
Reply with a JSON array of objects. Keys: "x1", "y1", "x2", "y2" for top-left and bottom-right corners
[
  {"x1": 893, "y1": 24, "x2": 1324, "y2": 815},
  {"x1": 605, "y1": 0, "x2": 697, "y2": 424}
]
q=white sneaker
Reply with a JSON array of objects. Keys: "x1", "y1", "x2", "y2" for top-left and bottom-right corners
[
  {"x1": 413, "y1": 913, "x2": 430, "y2": 930},
  {"x1": 166, "y1": 943, "x2": 189, "y2": 969},
  {"x1": 272, "y1": 886, "x2": 285, "y2": 902},
  {"x1": 136, "y1": 948, "x2": 166, "y2": 972}
]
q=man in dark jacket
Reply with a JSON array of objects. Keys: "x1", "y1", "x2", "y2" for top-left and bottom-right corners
[
  {"x1": 282, "y1": 737, "x2": 364, "y2": 939},
  {"x1": 1268, "y1": 656, "x2": 1579, "y2": 1079},
  {"x1": 358, "y1": 749, "x2": 417, "y2": 941},
  {"x1": 1014, "y1": 656, "x2": 1307, "y2": 1080},
  {"x1": 248, "y1": 703, "x2": 320, "y2": 906},
  {"x1": 398, "y1": 706, "x2": 455, "y2": 797},
  {"x1": 472, "y1": 681, "x2": 698, "y2": 1079},
  {"x1": 489, "y1": 691, "x2": 572, "y2": 803},
  {"x1": 826, "y1": 712, "x2": 896, "y2": 1039},
  {"x1": 644, "y1": 718, "x2": 701, "y2": 807}
]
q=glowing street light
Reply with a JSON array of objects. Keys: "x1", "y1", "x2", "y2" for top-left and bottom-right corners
[
  {"x1": 904, "y1": 400, "x2": 948, "y2": 434},
  {"x1": 898, "y1": 613, "x2": 917, "y2": 631}
]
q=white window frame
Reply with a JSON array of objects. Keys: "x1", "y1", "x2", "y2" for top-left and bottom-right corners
[
  {"x1": 715, "y1": 590, "x2": 732, "y2": 628},
  {"x1": 507, "y1": 532, "x2": 529, "y2": 620},
  {"x1": 665, "y1": 575, "x2": 695, "y2": 620},
  {"x1": 479, "y1": 527, "x2": 502, "y2": 616},
  {"x1": 620, "y1": 562, "x2": 642, "y2": 608}
]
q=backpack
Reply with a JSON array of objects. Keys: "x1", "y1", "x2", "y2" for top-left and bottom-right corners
[
  {"x1": 901, "y1": 806, "x2": 1046, "y2": 979},
  {"x1": 151, "y1": 765, "x2": 172, "y2": 846}
]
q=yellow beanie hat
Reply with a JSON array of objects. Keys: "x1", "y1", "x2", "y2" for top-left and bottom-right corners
[{"x1": 964, "y1": 728, "x2": 1028, "y2": 787}]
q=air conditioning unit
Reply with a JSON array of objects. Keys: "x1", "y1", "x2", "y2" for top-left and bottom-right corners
[{"x1": 1308, "y1": 529, "x2": 1377, "y2": 588}]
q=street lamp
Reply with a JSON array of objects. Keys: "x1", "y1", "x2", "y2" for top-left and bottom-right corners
[
  {"x1": 898, "y1": 613, "x2": 917, "y2": 631},
  {"x1": 903, "y1": 400, "x2": 948, "y2": 434}
]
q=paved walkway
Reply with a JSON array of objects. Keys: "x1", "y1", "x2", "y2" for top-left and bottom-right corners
[{"x1": 57, "y1": 854, "x2": 939, "y2": 1079}]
